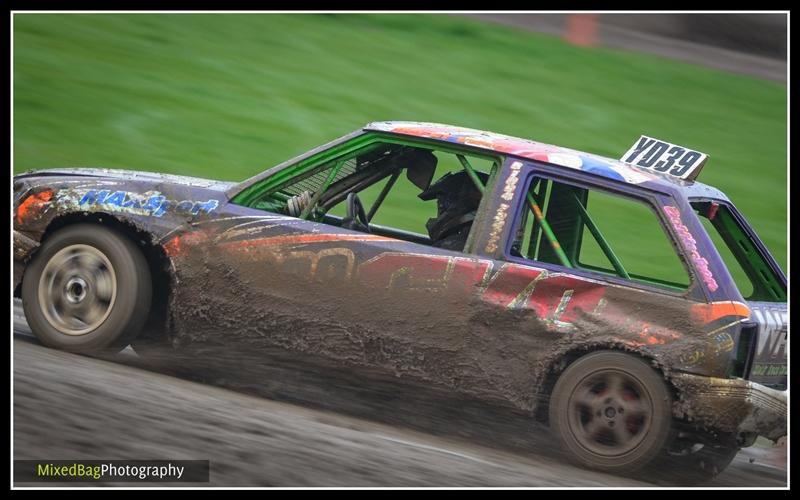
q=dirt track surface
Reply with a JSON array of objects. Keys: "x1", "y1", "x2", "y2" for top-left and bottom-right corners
[{"x1": 12, "y1": 302, "x2": 787, "y2": 487}]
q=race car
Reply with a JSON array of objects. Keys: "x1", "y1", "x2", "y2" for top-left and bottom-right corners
[{"x1": 13, "y1": 121, "x2": 787, "y2": 482}]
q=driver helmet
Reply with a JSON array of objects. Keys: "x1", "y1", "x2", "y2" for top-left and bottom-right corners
[{"x1": 418, "y1": 170, "x2": 488, "y2": 242}]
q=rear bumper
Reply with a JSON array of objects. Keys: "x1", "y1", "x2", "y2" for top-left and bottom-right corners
[{"x1": 670, "y1": 372, "x2": 786, "y2": 442}]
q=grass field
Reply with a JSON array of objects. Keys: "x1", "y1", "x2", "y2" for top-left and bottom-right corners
[{"x1": 13, "y1": 14, "x2": 787, "y2": 270}]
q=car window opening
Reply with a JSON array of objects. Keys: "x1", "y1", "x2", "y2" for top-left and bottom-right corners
[
  {"x1": 692, "y1": 201, "x2": 786, "y2": 302},
  {"x1": 248, "y1": 142, "x2": 498, "y2": 253},
  {"x1": 512, "y1": 176, "x2": 691, "y2": 291}
]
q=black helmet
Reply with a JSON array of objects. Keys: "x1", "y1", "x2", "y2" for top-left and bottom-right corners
[{"x1": 419, "y1": 170, "x2": 488, "y2": 241}]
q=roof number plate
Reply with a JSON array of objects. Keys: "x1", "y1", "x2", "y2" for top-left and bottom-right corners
[{"x1": 621, "y1": 136, "x2": 708, "y2": 181}]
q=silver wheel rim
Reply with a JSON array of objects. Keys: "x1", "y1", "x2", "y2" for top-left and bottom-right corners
[
  {"x1": 567, "y1": 369, "x2": 653, "y2": 457},
  {"x1": 38, "y1": 244, "x2": 117, "y2": 336}
]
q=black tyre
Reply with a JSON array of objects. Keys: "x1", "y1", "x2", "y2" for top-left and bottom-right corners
[
  {"x1": 549, "y1": 351, "x2": 673, "y2": 473},
  {"x1": 21, "y1": 223, "x2": 152, "y2": 353}
]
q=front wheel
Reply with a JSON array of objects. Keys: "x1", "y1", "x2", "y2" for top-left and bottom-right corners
[
  {"x1": 22, "y1": 224, "x2": 152, "y2": 353},
  {"x1": 549, "y1": 351, "x2": 674, "y2": 473}
]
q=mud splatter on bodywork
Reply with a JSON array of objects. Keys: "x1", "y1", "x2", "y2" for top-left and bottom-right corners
[
  {"x1": 12, "y1": 168, "x2": 231, "y2": 291},
  {"x1": 13, "y1": 231, "x2": 40, "y2": 291},
  {"x1": 669, "y1": 373, "x2": 787, "y2": 441},
  {"x1": 159, "y1": 209, "x2": 753, "y2": 422}
]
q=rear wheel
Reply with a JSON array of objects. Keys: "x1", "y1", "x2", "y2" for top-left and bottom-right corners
[
  {"x1": 22, "y1": 224, "x2": 152, "y2": 353},
  {"x1": 549, "y1": 351, "x2": 673, "y2": 473}
]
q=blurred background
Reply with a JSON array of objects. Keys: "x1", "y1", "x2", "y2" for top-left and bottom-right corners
[
  {"x1": 11, "y1": 13, "x2": 788, "y2": 487},
  {"x1": 12, "y1": 13, "x2": 787, "y2": 268}
]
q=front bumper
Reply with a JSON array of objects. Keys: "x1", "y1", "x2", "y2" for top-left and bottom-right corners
[
  {"x1": 670, "y1": 373, "x2": 787, "y2": 442},
  {"x1": 14, "y1": 230, "x2": 40, "y2": 291}
]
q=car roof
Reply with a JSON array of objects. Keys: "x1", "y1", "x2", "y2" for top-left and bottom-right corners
[
  {"x1": 228, "y1": 122, "x2": 728, "y2": 202},
  {"x1": 365, "y1": 121, "x2": 724, "y2": 198}
]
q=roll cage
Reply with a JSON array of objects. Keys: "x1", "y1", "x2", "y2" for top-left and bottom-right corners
[{"x1": 229, "y1": 131, "x2": 504, "y2": 237}]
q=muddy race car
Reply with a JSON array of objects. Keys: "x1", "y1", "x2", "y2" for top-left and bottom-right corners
[{"x1": 13, "y1": 122, "x2": 786, "y2": 482}]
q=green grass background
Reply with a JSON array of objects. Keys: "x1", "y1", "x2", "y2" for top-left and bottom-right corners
[{"x1": 13, "y1": 14, "x2": 787, "y2": 271}]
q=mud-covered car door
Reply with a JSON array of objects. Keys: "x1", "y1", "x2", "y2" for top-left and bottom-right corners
[
  {"x1": 159, "y1": 143, "x2": 506, "y2": 388},
  {"x1": 162, "y1": 193, "x2": 531, "y2": 403},
  {"x1": 159, "y1": 202, "x2": 404, "y2": 353}
]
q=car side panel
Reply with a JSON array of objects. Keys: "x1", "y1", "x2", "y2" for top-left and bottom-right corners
[{"x1": 161, "y1": 201, "x2": 750, "y2": 413}]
